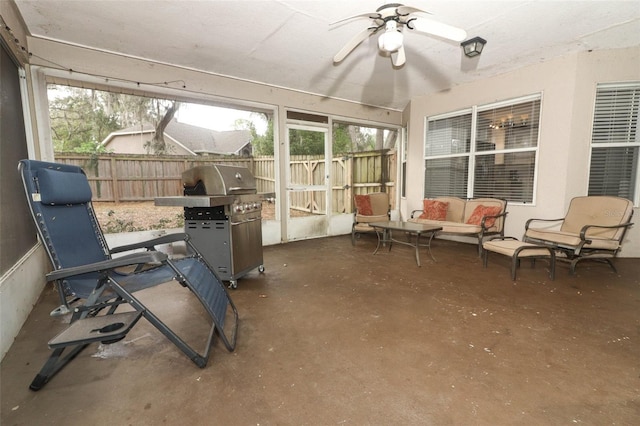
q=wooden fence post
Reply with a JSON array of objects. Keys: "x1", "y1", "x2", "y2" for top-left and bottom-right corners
[
  {"x1": 346, "y1": 154, "x2": 353, "y2": 212},
  {"x1": 110, "y1": 157, "x2": 119, "y2": 203}
]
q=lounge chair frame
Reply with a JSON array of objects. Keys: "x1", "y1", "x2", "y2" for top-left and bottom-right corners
[{"x1": 19, "y1": 159, "x2": 238, "y2": 391}]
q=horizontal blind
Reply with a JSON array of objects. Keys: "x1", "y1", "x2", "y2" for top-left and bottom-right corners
[
  {"x1": 424, "y1": 113, "x2": 471, "y2": 197},
  {"x1": 424, "y1": 157, "x2": 469, "y2": 198},
  {"x1": 473, "y1": 97, "x2": 541, "y2": 202},
  {"x1": 589, "y1": 147, "x2": 638, "y2": 199},
  {"x1": 474, "y1": 152, "x2": 536, "y2": 202},
  {"x1": 476, "y1": 99, "x2": 541, "y2": 150},
  {"x1": 425, "y1": 113, "x2": 472, "y2": 157},
  {"x1": 589, "y1": 83, "x2": 640, "y2": 202},
  {"x1": 591, "y1": 85, "x2": 639, "y2": 145}
]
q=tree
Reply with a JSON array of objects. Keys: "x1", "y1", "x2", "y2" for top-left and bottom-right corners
[
  {"x1": 144, "y1": 101, "x2": 179, "y2": 155},
  {"x1": 333, "y1": 123, "x2": 376, "y2": 153},
  {"x1": 332, "y1": 124, "x2": 352, "y2": 154},
  {"x1": 103, "y1": 91, "x2": 159, "y2": 128},
  {"x1": 289, "y1": 129, "x2": 326, "y2": 155},
  {"x1": 246, "y1": 113, "x2": 275, "y2": 156},
  {"x1": 250, "y1": 121, "x2": 380, "y2": 156},
  {"x1": 48, "y1": 85, "x2": 174, "y2": 154},
  {"x1": 48, "y1": 85, "x2": 395, "y2": 157},
  {"x1": 49, "y1": 87, "x2": 120, "y2": 153}
]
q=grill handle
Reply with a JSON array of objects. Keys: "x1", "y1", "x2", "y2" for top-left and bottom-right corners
[{"x1": 230, "y1": 217, "x2": 260, "y2": 226}]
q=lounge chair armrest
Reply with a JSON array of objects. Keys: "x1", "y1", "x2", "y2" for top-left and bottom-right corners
[
  {"x1": 525, "y1": 217, "x2": 565, "y2": 230},
  {"x1": 411, "y1": 210, "x2": 423, "y2": 219},
  {"x1": 579, "y1": 222, "x2": 634, "y2": 241},
  {"x1": 481, "y1": 211, "x2": 508, "y2": 229},
  {"x1": 46, "y1": 251, "x2": 167, "y2": 282},
  {"x1": 109, "y1": 233, "x2": 190, "y2": 254}
]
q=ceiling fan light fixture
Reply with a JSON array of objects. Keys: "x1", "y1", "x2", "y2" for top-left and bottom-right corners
[
  {"x1": 461, "y1": 36, "x2": 487, "y2": 57},
  {"x1": 378, "y1": 20, "x2": 404, "y2": 52},
  {"x1": 333, "y1": 4, "x2": 470, "y2": 66}
]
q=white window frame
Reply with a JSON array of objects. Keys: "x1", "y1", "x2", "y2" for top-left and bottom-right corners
[
  {"x1": 422, "y1": 108, "x2": 473, "y2": 199},
  {"x1": 424, "y1": 94, "x2": 542, "y2": 204},
  {"x1": 587, "y1": 82, "x2": 640, "y2": 206}
]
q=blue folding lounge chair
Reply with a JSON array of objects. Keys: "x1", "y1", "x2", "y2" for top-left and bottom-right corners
[{"x1": 18, "y1": 159, "x2": 238, "y2": 391}]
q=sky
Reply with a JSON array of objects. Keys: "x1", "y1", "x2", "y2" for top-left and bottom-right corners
[
  {"x1": 175, "y1": 103, "x2": 267, "y2": 135},
  {"x1": 47, "y1": 84, "x2": 268, "y2": 135}
]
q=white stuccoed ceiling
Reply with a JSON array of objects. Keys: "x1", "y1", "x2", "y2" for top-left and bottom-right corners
[{"x1": 12, "y1": 0, "x2": 640, "y2": 110}]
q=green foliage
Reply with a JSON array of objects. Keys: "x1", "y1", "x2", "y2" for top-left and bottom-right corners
[
  {"x1": 333, "y1": 123, "x2": 377, "y2": 152},
  {"x1": 147, "y1": 217, "x2": 175, "y2": 230},
  {"x1": 288, "y1": 128, "x2": 325, "y2": 155},
  {"x1": 49, "y1": 88, "x2": 121, "y2": 153},
  {"x1": 174, "y1": 213, "x2": 185, "y2": 228},
  {"x1": 147, "y1": 213, "x2": 184, "y2": 230},
  {"x1": 253, "y1": 121, "x2": 380, "y2": 156},
  {"x1": 101, "y1": 210, "x2": 144, "y2": 233},
  {"x1": 355, "y1": 129, "x2": 376, "y2": 152},
  {"x1": 246, "y1": 113, "x2": 275, "y2": 156},
  {"x1": 48, "y1": 85, "x2": 389, "y2": 158},
  {"x1": 101, "y1": 209, "x2": 184, "y2": 233},
  {"x1": 48, "y1": 85, "x2": 172, "y2": 154},
  {"x1": 332, "y1": 124, "x2": 353, "y2": 154}
]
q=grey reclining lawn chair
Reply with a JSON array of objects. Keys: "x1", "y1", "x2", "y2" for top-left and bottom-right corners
[{"x1": 18, "y1": 159, "x2": 238, "y2": 391}]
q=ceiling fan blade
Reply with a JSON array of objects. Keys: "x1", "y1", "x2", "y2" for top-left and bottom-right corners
[
  {"x1": 395, "y1": 5, "x2": 431, "y2": 16},
  {"x1": 330, "y1": 12, "x2": 381, "y2": 26},
  {"x1": 408, "y1": 17, "x2": 467, "y2": 42},
  {"x1": 391, "y1": 46, "x2": 406, "y2": 67},
  {"x1": 333, "y1": 27, "x2": 376, "y2": 63}
]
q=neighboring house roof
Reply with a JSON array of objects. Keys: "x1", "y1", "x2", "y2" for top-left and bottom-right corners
[{"x1": 101, "y1": 119, "x2": 252, "y2": 156}]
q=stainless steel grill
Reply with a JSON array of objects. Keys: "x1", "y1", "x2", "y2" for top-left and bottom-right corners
[{"x1": 156, "y1": 164, "x2": 273, "y2": 288}]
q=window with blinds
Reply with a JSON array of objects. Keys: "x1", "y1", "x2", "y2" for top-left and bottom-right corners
[
  {"x1": 588, "y1": 82, "x2": 640, "y2": 205},
  {"x1": 424, "y1": 112, "x2": 472, "y2": 198},
  {"x1": 424, "y1": 95, "x2": 541, "y2": 203}
]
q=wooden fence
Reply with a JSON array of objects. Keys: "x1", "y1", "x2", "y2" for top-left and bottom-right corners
[{"x1": 55, "y1": 150, "x2": 396, "y2": 212}]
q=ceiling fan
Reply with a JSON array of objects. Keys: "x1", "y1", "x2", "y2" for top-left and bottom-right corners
[{"x1": 331, "y1": 3, "x2": 467, "y2": 67}]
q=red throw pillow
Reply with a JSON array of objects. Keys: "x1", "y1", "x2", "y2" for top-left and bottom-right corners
[
  {"x1": 482, "y1": 206, "x2": 503, "y2": 228},
  {"x1": 354, "y1": 194, "x2": 373, "y2": 216},
  {"x1": 466, "y1": 205, "x2": 503, "y2": 227},
  {"x1": 465, "y1": 205, "x2": 486, "y2": 225},
  {"x1": 419, "y1": 200, "x2": 449, "y2": 220}
]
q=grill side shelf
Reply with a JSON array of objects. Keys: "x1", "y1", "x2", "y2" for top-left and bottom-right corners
[{"x1": 154, "y1": 196, "x2": 234, "y2": 208}]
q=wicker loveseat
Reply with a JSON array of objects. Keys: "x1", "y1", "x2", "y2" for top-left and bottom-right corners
[{"x1": 409, "y1": 197, "x2": 508, "y2": 255}]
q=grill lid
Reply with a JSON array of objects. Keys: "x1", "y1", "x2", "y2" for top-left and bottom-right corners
[{"x1": 182, "y1": 164, "x2": 257, "y2": 195}]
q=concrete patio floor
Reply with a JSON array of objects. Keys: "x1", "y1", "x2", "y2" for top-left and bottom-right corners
[{"x1": 1, "y1": 235, "x2": 639, "y2": 425}]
